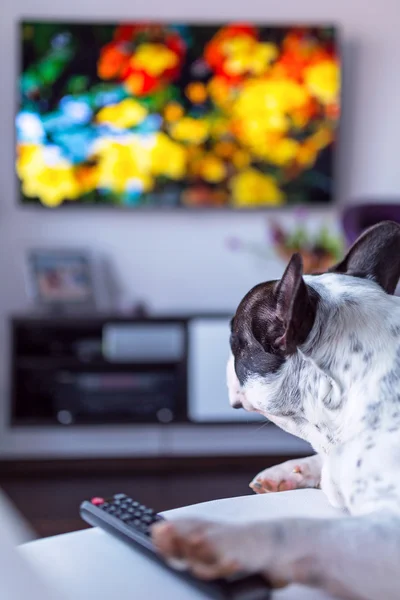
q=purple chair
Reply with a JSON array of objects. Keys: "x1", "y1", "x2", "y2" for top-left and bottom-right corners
[
  {"x1": 342, "y1": 203, "x2": 400, "y2": 294},
  {"x1": 342, "y1": 204, "x2": 400, "y2": 246}
]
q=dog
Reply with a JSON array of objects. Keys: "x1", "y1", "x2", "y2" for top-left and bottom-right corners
[{"x1": 152, "y1": 220, "x2": 400, "y2": 599}]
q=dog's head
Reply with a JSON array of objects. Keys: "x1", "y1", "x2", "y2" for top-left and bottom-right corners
[{"x1": 228, "y1": 221, "x2": 400, "y2": 442}]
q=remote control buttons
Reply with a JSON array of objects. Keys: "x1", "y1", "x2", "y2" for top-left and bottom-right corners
[
  {"x1": 120, "y1": 514, "x2": 131, "y2": 522},
  {"x1": 113, "y1": 494, "x2": 127, "y2": 500},
  {"x1": 91, "y1": 497, "x2": 105, "y2": 506},
  {"x1": 142, "y1": 515, "x2": 153, "y2": 524}
]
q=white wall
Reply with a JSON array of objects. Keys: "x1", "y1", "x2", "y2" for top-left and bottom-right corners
[{"x1": 0, "y1": 0, "x2": 398, "y2": 453}]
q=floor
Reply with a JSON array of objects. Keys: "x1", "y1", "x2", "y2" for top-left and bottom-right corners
[{"x1": 0, "y1": 455, "x2": 298, "y2": 538}]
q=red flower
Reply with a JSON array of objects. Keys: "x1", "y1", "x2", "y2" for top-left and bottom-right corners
[
  {"x1": 273, "y1": 30, "x2": 336, "y2": 83},
  {"x1": 98, "y1": 24, "x2": 186, "y2": 96},
  {"x1": 97, "y1": 42, "x2": 130, "y2": 80},
  {"x1": 204, "y1": 23, "x2": 258, "y2": 84}
]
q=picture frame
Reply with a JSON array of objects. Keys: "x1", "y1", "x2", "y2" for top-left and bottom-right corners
[{"x1": 26, "y1": 249, "x2": 97, "y2": 313}]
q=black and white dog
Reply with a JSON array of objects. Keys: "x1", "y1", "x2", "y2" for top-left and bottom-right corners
[{"x1": 153, "y1": 221, "x2": 400, "y2": 599}]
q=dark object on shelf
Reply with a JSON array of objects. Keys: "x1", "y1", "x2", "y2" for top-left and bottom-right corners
[
  {"x1": 11, "y1": 315, "x2": 188, "y2": 426},
  {"x1": 12, "y1": 313, "x2": 259, "y2": 428},
  {"x1": 342, "y1": 203, "x2": 400, "y2": 245},
  {"x1": 130, "y1": 301, "x2": 150, "y2": 317}
]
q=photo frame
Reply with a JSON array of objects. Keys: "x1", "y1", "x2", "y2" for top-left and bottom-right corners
[{"x1": 26, "y1": 249, "x2": 97, "y2": 313}]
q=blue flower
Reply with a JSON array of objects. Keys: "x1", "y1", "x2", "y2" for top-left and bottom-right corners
[
  {"x1": 16, "y1": 111, "x2": 45, "y2": 143},
  {"x1": 42, "y1": 111, "x2": 75, "y2": 132},
  {"x1": 93, "y1": 86, "x2": 127, "y2": 109},
  {"x1": 52, "y1": 127, "x2": 98, "y2": 164},
  {"x1": 59, "y1": 96, "x2": 92, "y2": 124},
  {"x1": 135, "y1": 114, "x2": 162, "y2": 134}
]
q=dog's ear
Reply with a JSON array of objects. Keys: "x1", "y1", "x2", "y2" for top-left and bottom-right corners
[
  {"x1": 329, "y1": 221, "x2": 400, "y2": 294},
  {"x1": 273, "y1": 253, "x2": 316, "y2": 354}
]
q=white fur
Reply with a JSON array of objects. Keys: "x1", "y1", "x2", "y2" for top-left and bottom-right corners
[
  {"x1": 156, "y1": 271, "x2": 400, "y2": 600},
  {"x1": 222, "y1": 273, "x2": 400, "y2": 597}
]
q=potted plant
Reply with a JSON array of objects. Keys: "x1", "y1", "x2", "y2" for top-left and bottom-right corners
[{"x1": 227, "y1": 213, "x2": 344, "y2": 274}]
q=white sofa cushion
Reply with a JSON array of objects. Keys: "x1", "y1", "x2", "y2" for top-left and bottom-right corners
[{"x1": 17, "y1": 490, "x2": 343, "y2": 599}]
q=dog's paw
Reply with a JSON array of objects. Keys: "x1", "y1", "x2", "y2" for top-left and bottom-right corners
[
  {"x1": 250, "y1": 456, "x2": 321, "y2": 494},
  {"x1": 152, "y1": 518, "x2": 249, "y2": 579}
]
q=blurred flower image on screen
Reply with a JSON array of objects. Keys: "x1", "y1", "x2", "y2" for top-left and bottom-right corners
[{"x1": 17, "y1": 22, "x2": 340, "y2": 208}]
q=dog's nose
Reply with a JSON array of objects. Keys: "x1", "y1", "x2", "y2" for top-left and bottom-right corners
[{"x1": 232, "y1": 399, "x2": 243, "y2": 409}]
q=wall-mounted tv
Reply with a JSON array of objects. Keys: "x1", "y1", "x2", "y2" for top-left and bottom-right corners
[{"x1": 17, "y1": 21, "x2": 340, "y2": 208}]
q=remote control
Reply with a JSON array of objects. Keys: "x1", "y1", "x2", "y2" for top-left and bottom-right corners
[{"x1": 80, "y1": 493, "x2": 271, "y2": 599}]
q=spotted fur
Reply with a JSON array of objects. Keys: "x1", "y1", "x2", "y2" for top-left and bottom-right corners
[{"x1": 153, "y1": 222, "x2": 400, "y2": 599}]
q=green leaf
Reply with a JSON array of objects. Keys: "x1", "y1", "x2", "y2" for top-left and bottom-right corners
[{"x1": 67, "y1": 75, "x2": 89, "y2": 94}]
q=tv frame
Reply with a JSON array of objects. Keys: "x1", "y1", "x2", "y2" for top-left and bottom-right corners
[{"x1": 15, "y1": 18, "x2": 342, "y2": 212}]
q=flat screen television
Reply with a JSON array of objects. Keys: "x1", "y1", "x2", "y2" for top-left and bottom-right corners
[{"x1": 17, "y1": 21, "x2": 340, "y2": 209}]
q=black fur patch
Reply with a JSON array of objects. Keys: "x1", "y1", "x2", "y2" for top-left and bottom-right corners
[
  {"x1": 380, "y1": 346, "x2": 400, "y2": 396},
  {"x1": 341, "y1": 293, "x2": 359, "y2": 307},
  {"x1": 390, "y1": 325, "x2": 400, "y2": 337},
  {"x1": 363, "y1": 350, "x2": 374, "y2": 364},
  {"x1": 230, "y1": 279, "x2": 319, "y2": 403},
  {"x1": 349, "y1": 332, "x2": 363, "y2": 354}
]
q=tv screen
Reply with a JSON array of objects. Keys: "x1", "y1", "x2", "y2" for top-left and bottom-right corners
[{"x1": 17, "y1": 21, "x2": 340, "y2": 208}]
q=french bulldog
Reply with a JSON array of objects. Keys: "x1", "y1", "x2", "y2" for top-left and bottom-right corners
[{"x1": 153, "y1": 220, "x2": 400, "y2": 599}]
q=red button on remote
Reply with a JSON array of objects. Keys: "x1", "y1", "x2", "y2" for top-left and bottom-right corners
[{"x1": 91, "y1": 497, "x2": 105, "y2": 506}]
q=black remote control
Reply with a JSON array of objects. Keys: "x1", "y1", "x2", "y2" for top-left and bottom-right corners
[{"x1": 80, "y1": 493, "x2": 271, "y2": 599}]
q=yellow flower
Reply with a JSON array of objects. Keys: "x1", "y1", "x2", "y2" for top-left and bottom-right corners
[
  {"x1": 131, "y1": 43, "x2": 179, "y2": 77},
  {"x1": 295, "y1": 126, "x2": 334, "y2": 168},
  {"x1": 186, "y1": 147, "x2": 205, "y2": 176},
  {"x1": 94, "y1": 136, "x2": 153, "y2": 194},
  {"x1": 124, "y1": 73, "x2": 147, "y2": 96},
  {"x1": 232, "y1": 79, "x2": 310, "y2": 153},
  {"x1": 170, "y1": 117, "x2": 209, "y2": 144},
  {"x1": 223, "y1": 36, "x2": 278, "y2": 76},
  {"x1": 296, "y1": 143, "x2": 318, "y2": 168},
  {"x1": 96, "y1": 99, "x2": 148, "y2": 129},
  {"x1": 164, "y1": 102, "x2": 184, "y2": 122},
  {"x1": 209, "y1": 117, "x2": 230, "y2": 139},
  {"x1": 16, "y1": 143, "x2": 43, "y2": 178},
  {"x1": 230, "y1": 168, "x2": 285, "y2": 207},
  {"x1": 214, "y1": 140, "x2": 236, "y2": 159},
  {"x1": 232, "y1": 149, "x2": 251, "y2": 169},
  {"x1": 185, "y1": 82, "x2": 207, "y2": 104},
  {"x1": 76, "y1": 164, "x2": 99, "y2": 194},
  {"x1": 309, "y1": 126, "x2": 334, "y2": 150},
  {"x1": 199, "y1": 155, "x2": 226, "y2": 183},
  {"x1": 263, "y1": 137, "x2": 300, "y2": 166},
  {"x1": 17, "y1": 144, "x2": 80, "y2": 207},
  {"x1": 304, "y1": 60, "x2": 340, "y2": 105},
  {"x1": 208, "y1": 76, "x2": 232, "y2": 109},
  {"x1": 234, "y1": 79, "x2": 309, "y2": 120},
  {"x1": 150, "y1": 133, "x2": 187, "y2": 179}
]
